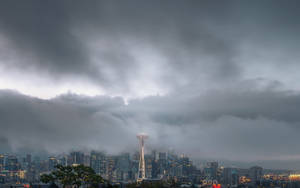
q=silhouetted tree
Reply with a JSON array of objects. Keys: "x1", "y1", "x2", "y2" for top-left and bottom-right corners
[{"x1": 40, "y1": 164, "x2": 105, "y2": 188}]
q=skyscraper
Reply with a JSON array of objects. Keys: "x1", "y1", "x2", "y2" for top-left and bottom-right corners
[
  {"x1": 207, "y1": 162, "x2": 218, "y2": 180},
  {"x1": 70, "y1": 151, "x2": 84, "y2": 165},
  {"x1": 48, "y1": 157, "x2": 57, "y2": 171},
  {"x1": 90, "y1": 151, "x2": 106, "y2": 176},
  {"x1": 223, "y1": 168, "x2": 238, "y2": 187},
  {"x1": 0, "y1": 154, "x2": 4, "y2": 171},
  {"x1": 26, "y1": 154, "x2": 32, "y2": 164},
  {"x1": 5, "y1": 155, "x2": 20, "y2": 171},
  {"x1": 158, "y1": 152, "x2": 167, "y2": 176},
  {"x1": 116, "y1": 153, "x2": 130, "y2": 181},
  {"x1": 249, "y1": 166, "x2": 263, "y2": 185}
]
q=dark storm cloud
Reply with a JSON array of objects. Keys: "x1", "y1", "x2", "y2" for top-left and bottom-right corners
[
  {"x1": 1, "y1": 85, "x2": 300, "y2": 168},
  {"x1": 0, "y1": 1, "x2": 82, "y2": 69},
  {"x1": 1, "y1": 1, "x2": 299, "y2": 91},
  {"x1": 0, "y1": 90, "x2": 132, "y2": 154},
  {"x1": 1, "y1": 0, "x2": 299, "y2": 93},
  {"x1": 1, "y1": 0, "x2": 300, "y2": 168},
  {"x1": 0, "y1": 0, "x2": 245, "y2": 90},
  {"x1": 0, "y1": 0, "x2": 131, "y2": 85},
  {"x1": 143, "y1": 89, "x2": 300, "y2": 125}
]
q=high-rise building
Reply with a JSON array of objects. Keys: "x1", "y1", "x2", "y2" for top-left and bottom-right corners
[
  {"x1": 59, "y1": 155, "x2": 68, "y2": 166},
  {"x1": 90, "y1": 151, "x2": 106, "y2": 176},
  {"x1": 130, "y1": 159, "x2": 139, "y2": 180},
  {"x1": 207, "y1": 162, "x2": 218, "y2": 180},
  {"x1": 84, "y1": 154, "x2": 90, "y2": 167},
  {"x1": 179, "y1": 155, "x2": 192, "y2": 177},
  {"x1": 145, "y1": 154, "x2": 153, "y2": 179},
  {"x1": 0, "y1": 154, "x2": 4, "y2": 171},
  {"x1": 249, "y1": 166, "x2": 263, "y2": 185},
  {"x1": 115, "y1": 153, "x2": 130, "y2": 181},
  {"x1": 151, "y1": 159, "x2": 159, "y2": 179},
  {"x1": 70, "y1": 151, "x2": 84, "y2": 165},
  {"x1": 158, "y1": 152, "x2": 167, "y2": 176},
  {"x1": 151, "y1": 150, "x2": 158, "y2": 161},
  {"x1": 223, "y1": 168, "x2": 239, "y2": 187},
  {"x1": 5, "y1": 155, "x2": 20, "y2": 172},
  {"x1": 106, "y1": 156, "x2": 116, "y2": 181},
  {"x1": 159, "y1": 152, "x2": 167, "y2": 161},
  {"x1": 26, "y1": 154, "x2": 32, "y2": 164},
  {"x1": 48, "y1": 157, "x2": 57, "y2": 171}
]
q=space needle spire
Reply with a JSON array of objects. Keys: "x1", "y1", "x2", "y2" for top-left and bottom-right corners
[{"x1": 137, "y1": 133, "x2": 148, "y2": 182}]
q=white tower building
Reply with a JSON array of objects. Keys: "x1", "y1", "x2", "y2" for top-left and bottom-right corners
[{"x1": 137, "y1": 133, "x2": 148, "y2": 182}]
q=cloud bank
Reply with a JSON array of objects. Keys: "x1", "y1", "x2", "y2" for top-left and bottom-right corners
[
  {"x1": 0, "y1": 0, "x2": 300, "y2": 169},
  {"x1": 1, "y1": 85, "x2": 300, "y2": 169}
]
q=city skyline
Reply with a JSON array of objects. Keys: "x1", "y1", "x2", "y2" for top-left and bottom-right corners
[
  {"x1": 0, "y1": 148, "x2": 271, "y2": 186},
  {"x1": 0, "y1": 140, "x2": 299, "y2": 171},
  {"x1": 1, "y1": 0, "x2": 300, "y2": 171},
  {"x1": 0, "y1": 134, "x2": 297, "y2": 187}
]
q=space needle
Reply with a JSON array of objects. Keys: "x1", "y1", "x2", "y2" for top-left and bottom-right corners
[{"x1": 137, "y1": 133, "x2": 148, "y2": 182}]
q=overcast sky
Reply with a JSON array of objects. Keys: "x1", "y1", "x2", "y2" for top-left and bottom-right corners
[{"x1": 1, "y1": 0, "x2": 300, "y2": 169}]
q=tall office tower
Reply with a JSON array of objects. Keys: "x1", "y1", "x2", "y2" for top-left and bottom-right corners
[
  {"x1": 26, "y1": 154, "x2": 32, "y2": 164},
  {"x1": 249, "y1": 166, "x2": 263, "y2": 185},
  {"x1": 180, "y1": 155, "x2": 193, "y2": 177},
  {"x1": 151, "y1": 159, "x2": 159, "y2": 179},
  {"x1": 151, "y1": 150, "x2": 158, "y2": 161},
  {"x1": 84, "y1": 154, "x2": 90, "y2": 167},
  {"x1": 159, "y1": 152, "x2": 167, "y2": 161},
  {"x1": 106, "y1": 156, "x2": 116, "y2": 181},
  {"x1": 48, "y1": 157, "x2": 57, "y2": 171},
  {"x1": 90, "y1": 151, "x2": 106, "y2": 176},
  {"x1": 5, "y1": 155, "x2": 20, "y2": 171},
  {"x1": 116, "y1": 153, "x2": 130, "y2": 181},
  {"x1": 145, "y1": 154, "x2": 153, "y2": 179},
  {"x1": 223, "y1": 168, "x2": 239, "y2": 187},
  {"x1": 158, "y1": 152, "x2": 167, "y2": 176},
  {"x1": 59, "y1": 155, "x2": 68, "y2": 166},
  {"x1": 137, "y1": 133, "x2": 148, "y2": 182},
  {"x1": 70, "y1": 151, "x2": 84, "y2": 165},
  {"x1": 207, "y1": 162, "x2": 219, "y2": 180},
  {"x1": 0, "y1": 154, "x2": 4, "y2": 171}
]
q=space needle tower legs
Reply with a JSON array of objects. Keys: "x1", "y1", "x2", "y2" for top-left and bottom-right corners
[{"x1": 137, "y1": 133, "x2": 148, "y2": 182}]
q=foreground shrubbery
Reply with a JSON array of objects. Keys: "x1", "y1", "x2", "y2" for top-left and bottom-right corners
[
  {"x1": 40, "y1": 164, "x2": 107, "y2": 188},
  {"x1": 41, "y1": 164, "x2": 186, "y2": 188}
]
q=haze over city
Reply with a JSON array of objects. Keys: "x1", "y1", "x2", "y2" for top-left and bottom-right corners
[{"x1": 1, "y1": 0, "x2": 300, "y2": 170}]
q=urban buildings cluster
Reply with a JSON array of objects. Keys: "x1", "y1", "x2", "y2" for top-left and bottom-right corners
[
  {"x1": 0, "y1": 151, "x2": 299, "y2": 188},
  {"x1": 0, "y1": 134, "x2": 298, "y2": 188}
]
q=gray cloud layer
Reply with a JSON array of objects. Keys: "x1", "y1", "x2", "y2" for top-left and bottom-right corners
[
  {"x1": 0, "y1": 1, "x2": 300, "y2": 169},
  {"x1": 3, "y1": 1, "x2": 298, "y2": 91},
  {"x1": 1, "y1": 86, "x2": 300, "y2": 169}
]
